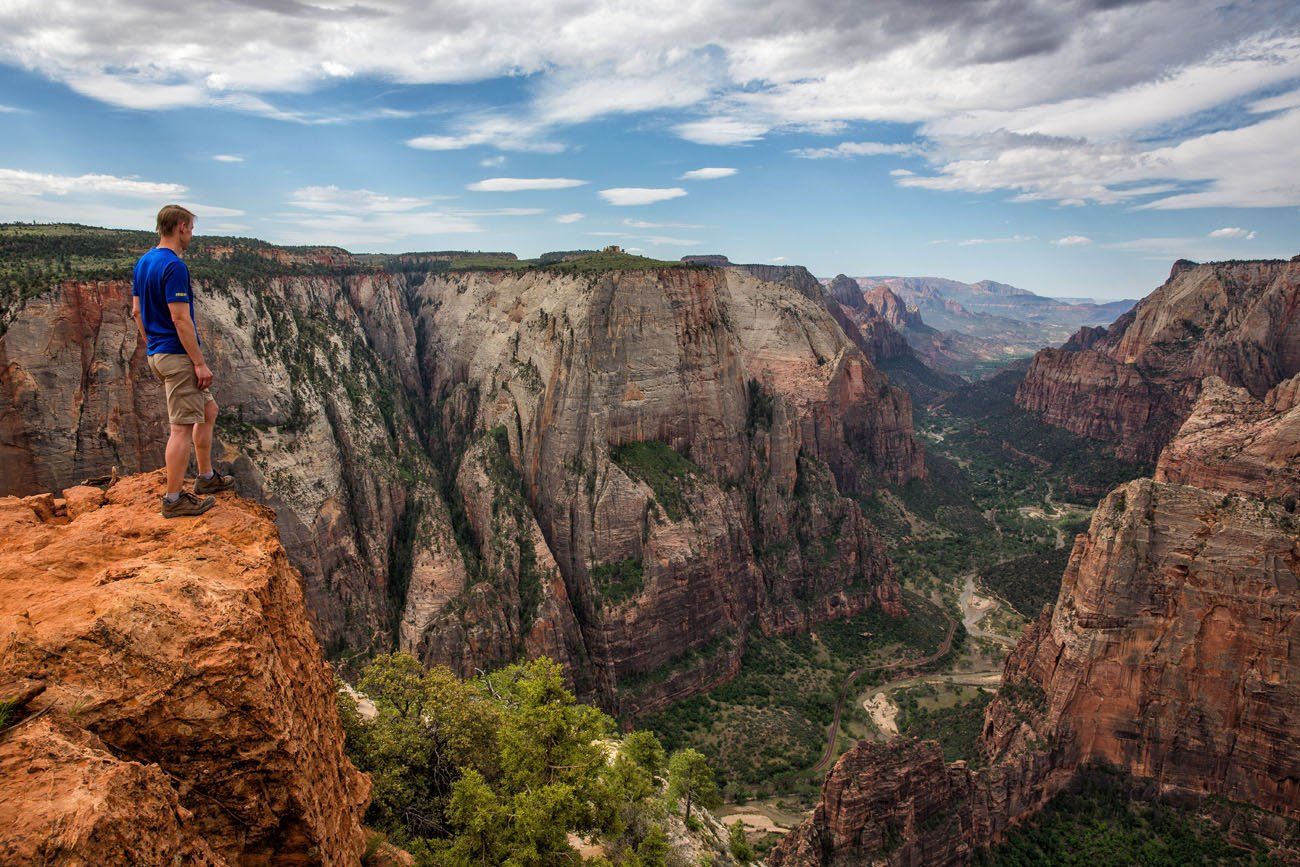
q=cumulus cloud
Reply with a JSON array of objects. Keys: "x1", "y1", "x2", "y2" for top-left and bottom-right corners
[
  {"x1": 212, "y1": 154, "x2": 245, "y2": 163},
  {"x1": 0, "y1": 168, "x2": 185, "y2": 199},
  {"x1": 790, "y1": 141, "x2": 918, "y2": 159},
  {"x1": 679, "y1": 167, "x2": 737, "y2": 180},
  {"x1": 1052, "y1": 235, "x2": 1093, "y2": 246},
  {"x1": 1208, "y1": 226, "x2": 1257, "y2": 239},
  {"x1": 467, "y1": 177, "x2": 587, "y2": 192},
  {"x1": 933, "y1": 235, "x2": 1035, "y2": 247},
  {"x1": 277, "y1": 184, "x2": 482, "y2": 246},
  {"x1": 624, "y1": 218, "x2": 703, "y2": 228},
  {"x1": 555, "y1": 212, "x2": 585, "y2": 223},
  {"x1": 599, "y1": 187, "x2": 688, "y2": 206},
  {"x1": 408, "y1": 115, "x2": 564, "y2": 153},
  {"x1": 3, "y1": 0, "x2": 1299, "y2": 210},
  {"x1": 0, "y1": 166, "x2": 242, "y2": 228},
  {"x1": 289, "y1": 186, "x2": 436, "y2": 212},
  {"x1": 674, "y1": 117, "x2": 769, "y2": 145}
]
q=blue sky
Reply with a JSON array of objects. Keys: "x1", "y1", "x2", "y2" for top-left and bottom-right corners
[{"x1": 0, "y1": 0, "x2": 1297, "y2": 299}]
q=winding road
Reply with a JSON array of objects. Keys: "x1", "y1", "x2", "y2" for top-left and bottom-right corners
[{"x1": 809, "y1": 610, "x2": 958, "y2": 775}]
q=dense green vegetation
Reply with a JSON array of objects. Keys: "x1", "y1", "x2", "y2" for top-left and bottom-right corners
[
  {"x1": 610, "y1": 440, "x2": 701, "y2": 522},
  {"x1": 979, "y1": 538, "x2": 1084, "y2": 618},
  {"x1": 893, "y1": 684, "x2": 993, "y2": 765},
  {"x1": 979, "y1": 768, "x2": 1283, "y2": 866},
  {"x1": 339, "y1": 653, "x2": 723, "y2": 866},
  {"x1": 540, "y1": 250, "x2": 691, "y2": 273},
  {"x1": 640, "y1": 592, "x2": 957, "y2": 795},
  {"x1": 590, "y1": 557, "x2": 646, "y2": 607},
  {"x1": 862, "y1": 367, "x2": 1147, "y2": 610}
]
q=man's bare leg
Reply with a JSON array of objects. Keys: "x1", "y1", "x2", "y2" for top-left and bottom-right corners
[
  {"x1": 165, "y1": 422, "x2": 195, "y2": 495},
  {"x1": 193, "y1": 399, "x2": 217, "y2": 477}
]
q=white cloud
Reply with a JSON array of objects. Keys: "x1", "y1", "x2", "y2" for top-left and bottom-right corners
[
  {"x1": 3, "y1": 0, "x2": 1298, "y2": 212},
  {"x1": 212, "y1": 154, "x2": 244, "y2": 163},
  {"x1": 467, "y1": 177, "x2": 587, "y2": 192},
  {"x1": 599, "y1": 187, "x2": 688, "y2": 206},
  {"x1": 674, "y1": 117, "x2": 769, "y2": 145},
  {"x1": 770, "y1": 256, "x2": 786, "y2": 261},
  {"x1": 790, "y1": 141, "x2": 917, "y2": 159},
  {"x1": 480, "y1": 155, "x2": 507, "y2": 167},
  {"x1": 0, "y1": 104, "x2": 24, "y2": 113},
  {"x1": 679, "y1": 167, "x2": 737, "y2": 180},
  {"x1": 0, "y1": 167, "x2": 246, "y2": 229},
  {"x1": 624, "y1": 218, "x2": 703, "y2": 229},
  {"x1": 555, "y1": 212, "x2": 585, "y2": 223},
  {"x1": 408, "y1": 115, "x2": 563, "y2": 153},
  {"x1": 288, "y1": 186, "x2": 436, "y2": 213},
  {"x1": 941, "y1": 234, "x2": 1035, "y2": 247},
  {"x1": 1052, "y1": 235, "x2": 1093, "y2": 246},
  {"x1": 1208, "y1": 227, "x2": 1257, "y2": 239},
  {"x1": 457, "y1": 208, "x2": 546, "y2": 217},
  {"x1": 277, "y1": 186, "x2": 482, "y2": 246}
]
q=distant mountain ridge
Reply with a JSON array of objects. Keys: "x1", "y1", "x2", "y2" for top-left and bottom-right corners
[{"x1": 825, "y1": 275, "x2": 1137, "y2": 377}]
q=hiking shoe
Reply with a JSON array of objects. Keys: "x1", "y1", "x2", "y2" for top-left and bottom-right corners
[
  {"x1": 194, "y1": 472, "x2": 235, "y2": 495},
  {"x1": 161, "y1": 491, "x2": 216, "y2": 519}
]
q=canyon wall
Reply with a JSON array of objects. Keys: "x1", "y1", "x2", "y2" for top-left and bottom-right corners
[
  {"x1": 0, "y1": 231, "x2": 924, "y2": 711},
  {"x1": 1015, "y1": 258, "x2": 1300, "y2": 462},
  {"x1": 771, "y1": 362, "x2": 1300, "y2": 865},
  {"x1": 0, "y1": 472, "x2": 369, "y2": 865}
]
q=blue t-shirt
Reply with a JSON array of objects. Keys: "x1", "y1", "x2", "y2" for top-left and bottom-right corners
[{"x1": 132, "y1": 248, "x2": 199, "y2": 356}]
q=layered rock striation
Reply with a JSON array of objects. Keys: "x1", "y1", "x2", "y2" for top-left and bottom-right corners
[
  {"x1": 1016, "y1": 258, "x2": 1300, "y2": 462},
  {"x1": 0, "y1": 229, "x2": 925, "y2": 711},
  {"x1": 0, "y1": 471, "x2": 369, "y2": 865},
  {"x1": 772, "y1": 352, "x2": 1300, "y2": 865}
]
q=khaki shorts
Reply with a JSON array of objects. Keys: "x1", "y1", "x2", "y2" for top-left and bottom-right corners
[{"x1": 147, "y1": 353, "x2": 214, "y2": 425}]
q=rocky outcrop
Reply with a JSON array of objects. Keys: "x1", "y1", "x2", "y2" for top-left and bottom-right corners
[
  {"x1": 773, "y1": 363, "x2": 1300, "y2": 865},
  {"x1": 1154, "y1": 374, "x2": 1300, "y2": 497},
  {"x1": 827, "y1": 273, "x2": 866, "y2": 310},
  {"x1": 0, "y1": 229, "x2": 924, "y2": 712},
  {"x1": 984, "y1": 477, "x2": 1300, "y2": 818},
  {"x1": 0, "y1": 471, "x2": 369, "y2": 865},
  {"x1": 768, "y1": 739, "x2": 1064, "y2": 866},
  {"x1": 1016, "y1": 258, "x2": 1300, "y2": 462}
]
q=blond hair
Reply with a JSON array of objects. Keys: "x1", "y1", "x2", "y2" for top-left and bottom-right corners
[{"x1": 156, "y1": 204, "x2": 196, "y2": 237}]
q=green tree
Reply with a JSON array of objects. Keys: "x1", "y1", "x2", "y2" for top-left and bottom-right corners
[
  {"x1": 727, "y1": 820, "x2": 753, "y2": 864},
  {"x1": 666, "y1": 748, "x2": 720, "y2": 824},
  {"x1": 621, "y1": 730, "x2": 667, "y2": 777},
  {"x1": 633, "y1": 823, "x2": 670, "y2": 867}
]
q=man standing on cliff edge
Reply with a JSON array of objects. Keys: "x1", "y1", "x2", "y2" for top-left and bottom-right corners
[{"x1": 132, "y1": 204, "x2": 233, "y2": 517}]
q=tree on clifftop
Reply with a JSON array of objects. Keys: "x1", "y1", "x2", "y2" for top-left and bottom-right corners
[{"x1": 666, "y1": 748, "x2": 720, "y2": 824}]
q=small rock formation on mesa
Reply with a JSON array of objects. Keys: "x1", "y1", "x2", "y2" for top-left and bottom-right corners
[
  {"x1": 0, "y1": 472, "x2": 369, "y2": 865},
  {"x1": 1016, "y1": 257, "x2": 1300, "y2": 462},
  {"x1": 771, "y1": 348, "x2": 1300, "y2": 865}
]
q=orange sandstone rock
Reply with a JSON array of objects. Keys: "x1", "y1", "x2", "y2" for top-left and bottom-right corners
[{"x1": 0, "y1": 471, "x2": 369, "y2": 865}]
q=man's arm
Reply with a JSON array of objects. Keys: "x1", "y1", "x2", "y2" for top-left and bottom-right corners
[
  {"x1": 168, "y1": 301, "x2": 213, "y2": 390},
  {"x1": 131, "y1": 297, "x2": 146, "y2": 344}
]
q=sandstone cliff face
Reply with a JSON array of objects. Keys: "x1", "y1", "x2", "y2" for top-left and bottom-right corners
[
  {"x1": 404, "y1": 265, "x2": 917, "y2": 712},
  {"x1": 985, "y1": 477, "x2": 1300, "y2": 817},
  {"x1": 0, "y1": 471, "x2": 369, "y2": 865},
  {"x1": 768, "y1": 740, "x2": 1062, "y2": 867},
  {"x1": 772, "y1": 360, "x2": 1300, "y2": 865},
  {"x1": 1016, "y1": 258, "x2": 1300, "y2": 462},
  {"x1": 0, "y1": 269, "x2": 447, "y2": 661},
  {"x1": 0, "y1": 234, "x2": 924, "y2": 711},
  {"x1": 1153, "y1": 374, "x2": 1300, "y2": 498}
]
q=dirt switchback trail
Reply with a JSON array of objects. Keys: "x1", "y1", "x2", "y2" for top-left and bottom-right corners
[{"x1": 810, "y1": 609, "x2": 957, "y2": 775}]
